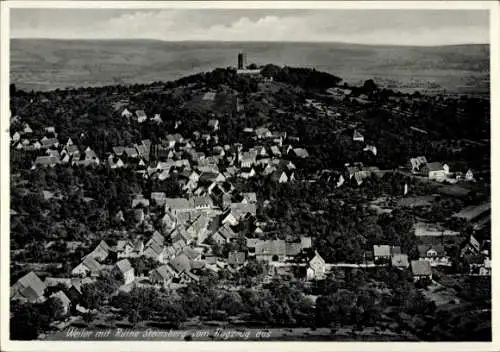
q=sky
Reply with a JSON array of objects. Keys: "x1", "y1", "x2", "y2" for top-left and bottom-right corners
[{"x1": 10, "y1": 9, "x2": 490, "y2": 46}]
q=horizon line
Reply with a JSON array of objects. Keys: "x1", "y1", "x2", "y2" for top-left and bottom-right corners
[{"x1": 9, "y1": 37, "x2": 490, "y2": 48}]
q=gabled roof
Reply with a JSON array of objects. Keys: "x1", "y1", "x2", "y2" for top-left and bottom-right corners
[
  {"x1": 116, "y1": 240, "x2": 133, "y2": 252},
  {"x1": 144, "y1": 241, "x2": 164, "y2": 257},
  {"x1": 170, "y1": 253, "x2": 192, "y2": 274},
  {"x1": 115, "y1": 259, "x2": 133, "y2": 274},
  {"x1": 146, "y1": 231, "x2": 165, "y2": 247},
  {"x1": 136, "y1": 110, "x2": 146, "y2": 118},
  {"x1": 34, "y1": 155, "x2": 60, "y2": 166},
  {"x1": 153, "y1": 264, "x2": 176, "y2": 280},
  {"x1": 165, "y1": 198, "x2": 193, "y2": 211},
  {"x1": 286, "y1": 242, "x2": 303, "y2": 256},
  {"x1": 353, "y1": 130, "x2": 364, "y2": 140},
  {"x1": 44, "y1": 277, "x2": 72, "y2": 288},
  {"x1": 255, "y1": 240, "x2": 287, "y2": 256},
  {"x1": 12, "y1": 271, "x2": 46, "y2": 300},
  {"x1": 246, "y1": 238, "x2": 260, "y2": 248},
  {"x1": 217, "y1": 224, "x2": 237, "y2": 240},
  {"x1": 391, "y1": 254, "x2": 409, "y2": 267},
  {"x1": 418, "y1": 244, "x2": 446, "y2": 257},
  {"x1": 82, "y1": 257, "x2": 102, "y2": 272},
  {"x1": 228, "y1": 251, "x2": 246, "y2": 265},
  {"x1": 425, "y1": 162, "x2": 444, "y2": 172},
  {"x1": 113, "y1": 146, "x2": 126, "y2": 156},
  {"x1": 230, "y1": 203, "x2": 257, "y2": 219},
  {"x1": 373, "y1": 245, "x2": 391, "y2": 257},
  {"x1": 182, "y1": 246, "x2": 202, "y2": 260},
  {"x1": 192, "y1": 196, "x2": 213, "y2": 208},
  {"x1": 293, "y1": 148, "x2": 309, "y2": 158},
  {"x1": 411, "y1": 260, "x2": 432, "y2": 276},
  {"x1": 50, "y1": 290, "x2": 71, "y2": 307},
  {"x1": 241, "y1": 192, "x2": 257, "y2": 203}
]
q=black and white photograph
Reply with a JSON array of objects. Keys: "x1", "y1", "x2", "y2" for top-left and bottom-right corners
[{"x1": 1, "y1": 1, "x2": 497, "y2": 349}]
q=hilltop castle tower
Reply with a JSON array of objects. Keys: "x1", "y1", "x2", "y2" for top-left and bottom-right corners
[{"x1": 238, "y1": 52, "x2": 247, "y2": 70}]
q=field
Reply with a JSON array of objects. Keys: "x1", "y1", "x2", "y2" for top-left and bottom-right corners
[{"x1": 10, "y1": 39, "x2": 489, "y2": 95}]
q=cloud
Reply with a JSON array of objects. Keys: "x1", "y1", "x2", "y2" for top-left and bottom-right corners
[{"x1": 10, "y1": 9, "x2": 489, "y2": 45}]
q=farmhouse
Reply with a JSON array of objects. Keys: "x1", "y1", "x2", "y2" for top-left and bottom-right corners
[
  {"x1": 113, "y1": 259, "x2": 135, "y2": 285},
  {"x1": 410, "y1": 260, "x2": 432, "y2": 282}
]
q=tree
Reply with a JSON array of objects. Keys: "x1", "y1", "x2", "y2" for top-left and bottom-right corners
[{"x1": 10, "y1": 303, "x2": 43, "y2": 340}]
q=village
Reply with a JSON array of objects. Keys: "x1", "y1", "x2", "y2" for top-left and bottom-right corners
[{"x1": 9, "y1": 59, "x2": 491, "y2": 339}]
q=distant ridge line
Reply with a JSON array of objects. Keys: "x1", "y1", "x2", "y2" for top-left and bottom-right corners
[{"x1": 10, "y1": 38, "x2": 489, "y2": 49}]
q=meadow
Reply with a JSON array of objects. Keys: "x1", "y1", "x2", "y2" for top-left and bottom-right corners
[{"x1": 10, "y1": 39, "x2": 489, "y2": 95}]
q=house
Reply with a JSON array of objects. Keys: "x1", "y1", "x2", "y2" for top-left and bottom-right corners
[
  {"x1": 44, "y1": 126, "x2": 57, "y2": 136},
  {"x1": 306, "y1": 251, "x2": 327, "y2": 280},
  {"x1": 270, "y1": 171, "x2": 289, "y2": 183},
  {"x1": 149, "y1": 264, "x2": 177, "y2": 286},
  {"x1": 124, "y1": 147, "x2": 139, "y2": 159},
  {"x1": 23, "y1": 123, "x2": 33, "y2": 134},
  {"x1": 161, "y1": 246, "x2": 177, "y2": 263},
  {"x1": 161, "y1": 212, "x2": 177, "y2": 234},
  {"x1": 183, "y1": 246, "x2": 202, "y2": 261},
  {"x1": 222, "y1": 211, "x2": 239, "y2": 227},
  {"x1": 111, "y1": 260, "x2": 133, "y2": 286},
  {"x1": 84, "y1": 148, "x2": 100, "y2": 165},
  {"x1": 164, "y1": 198, "x2": 195, "y2": 215},
  {"x1": 363, "y1": 145, "x2": 377, "y2": 156},
  {"x1": 208, "y1": 119, "x2": 219, "y2": 131},
  {"x1": 230, "y1": 203, "x2": 257, "y2": 220},
  {"x1": 467, "y1": 256, "x2": 491, "y2": 276},
  {"x1": 171, "y1": 226, "x2": 193, "y2": 244},
  {"x1": 255, "y1": 127, "x2": 273, "y2": 139},
  {"x1": 255, "y1": 240, "x2": 287, "y2": 262},
  {"x1": 71, "y1": 257, "x2": 102, "y2": 277},
  {"x1": 116, "y1": 240, "x2": 135, "y2": 258},
  {"x1": 410, "y1": 260, "x2": 432, "y2": 282},
  {"x1": 373, "y1": 245, "x2": 391, "y2": 263},
  {"x1": 213, "y1": 223, "x2": 237, "y2": 243},
  {"x1": 422, "y1": 162, "x2": 446, "y2": 181},
  {"x1": 240, "y1": 167, "x2": 256, "y2": 179},
  {"x1": 33, "y1": 155, "x2": 60, "y2": 169},
  {"x1": 108, "y1": 155, "x2": 125, "y2": 169},
  {"x1": 84, "y1": 241, "x2": 111, "y2": 262},
  {"x1": 269, "y1": 145, "x2": 282, "y2": 157},
  {"x1": 132, "y1": 195, "x2": 150, "y2": 209},
  {"x1": 44, "y1": 277, "x2": 73, "y2": 289},
  {"x1": 418, "y1": 245, "x2": 451, "y2": 267},
  {"x1": 10, "y1": 272, "x2": 47, "y2": 303},
  {"x1": 465, "y1": 169, "x2": 475, "y2": 181},
  {"x1": 135, "y1": 110, "x2": 147, "y2": 123},
  {"x1": 186, "y1": 214, "x2": 210, "y2": 244},
  {"x1": 121, "y1": 108, "x2": 133, "y2": 118},
  {"x1": 12, "y1": 131, "x2": 21, "y2": 142},
  {"x1": 143, "y1": 241, "x2": 164, "y2": 262},
  {"x1": 241, "y1": 192, "x2": 257, "y2": 204},
  {"x1": 40, "y1": 137, "x2": 60, "y2": 149},
  {"x1": 292, "y1": 148, "x2": 309, "y2": 159},
  {"x1": 199, "y1": 172, "x2": 225, "y2": 184},
  {"x1": 409, "y1": 156, "x2": 428, "y2": 172},
  {"x1": 391, "y1": 254, "x2": 409, "y2": 268},
  {"x1": 255, "y1": 145, "x2": 268, "y2": 157},
  {"x1": 353, "y1": 130, "x2": 364, "y2": 142},
  {"x1": 460, "y1": 234, "x2": 481, "y2": 257},
  {"x1": 152, "y1": 113, "x2": 163, "y2": 124},
  {"x1": 132, "y1": 238, "x2": 145, "y2": 256},
  {"x1": 151, "y1": 192, "x2": 167, "y2": 207},
  {"x1": 50, "y1": 291, "x2": 72, "y2": 315},
  {"x1": 169, "y1": 253, "x2": 192, "y2": 275},
  {"x1": 228, "y1": 251, "x2": 246, "y2": 266},
  {"x1": 146, "y1": 231, "x2": 165, "y2": 248},
  {"x1": 239, "y1": 152, "x2": 255, "y2": 169}
]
